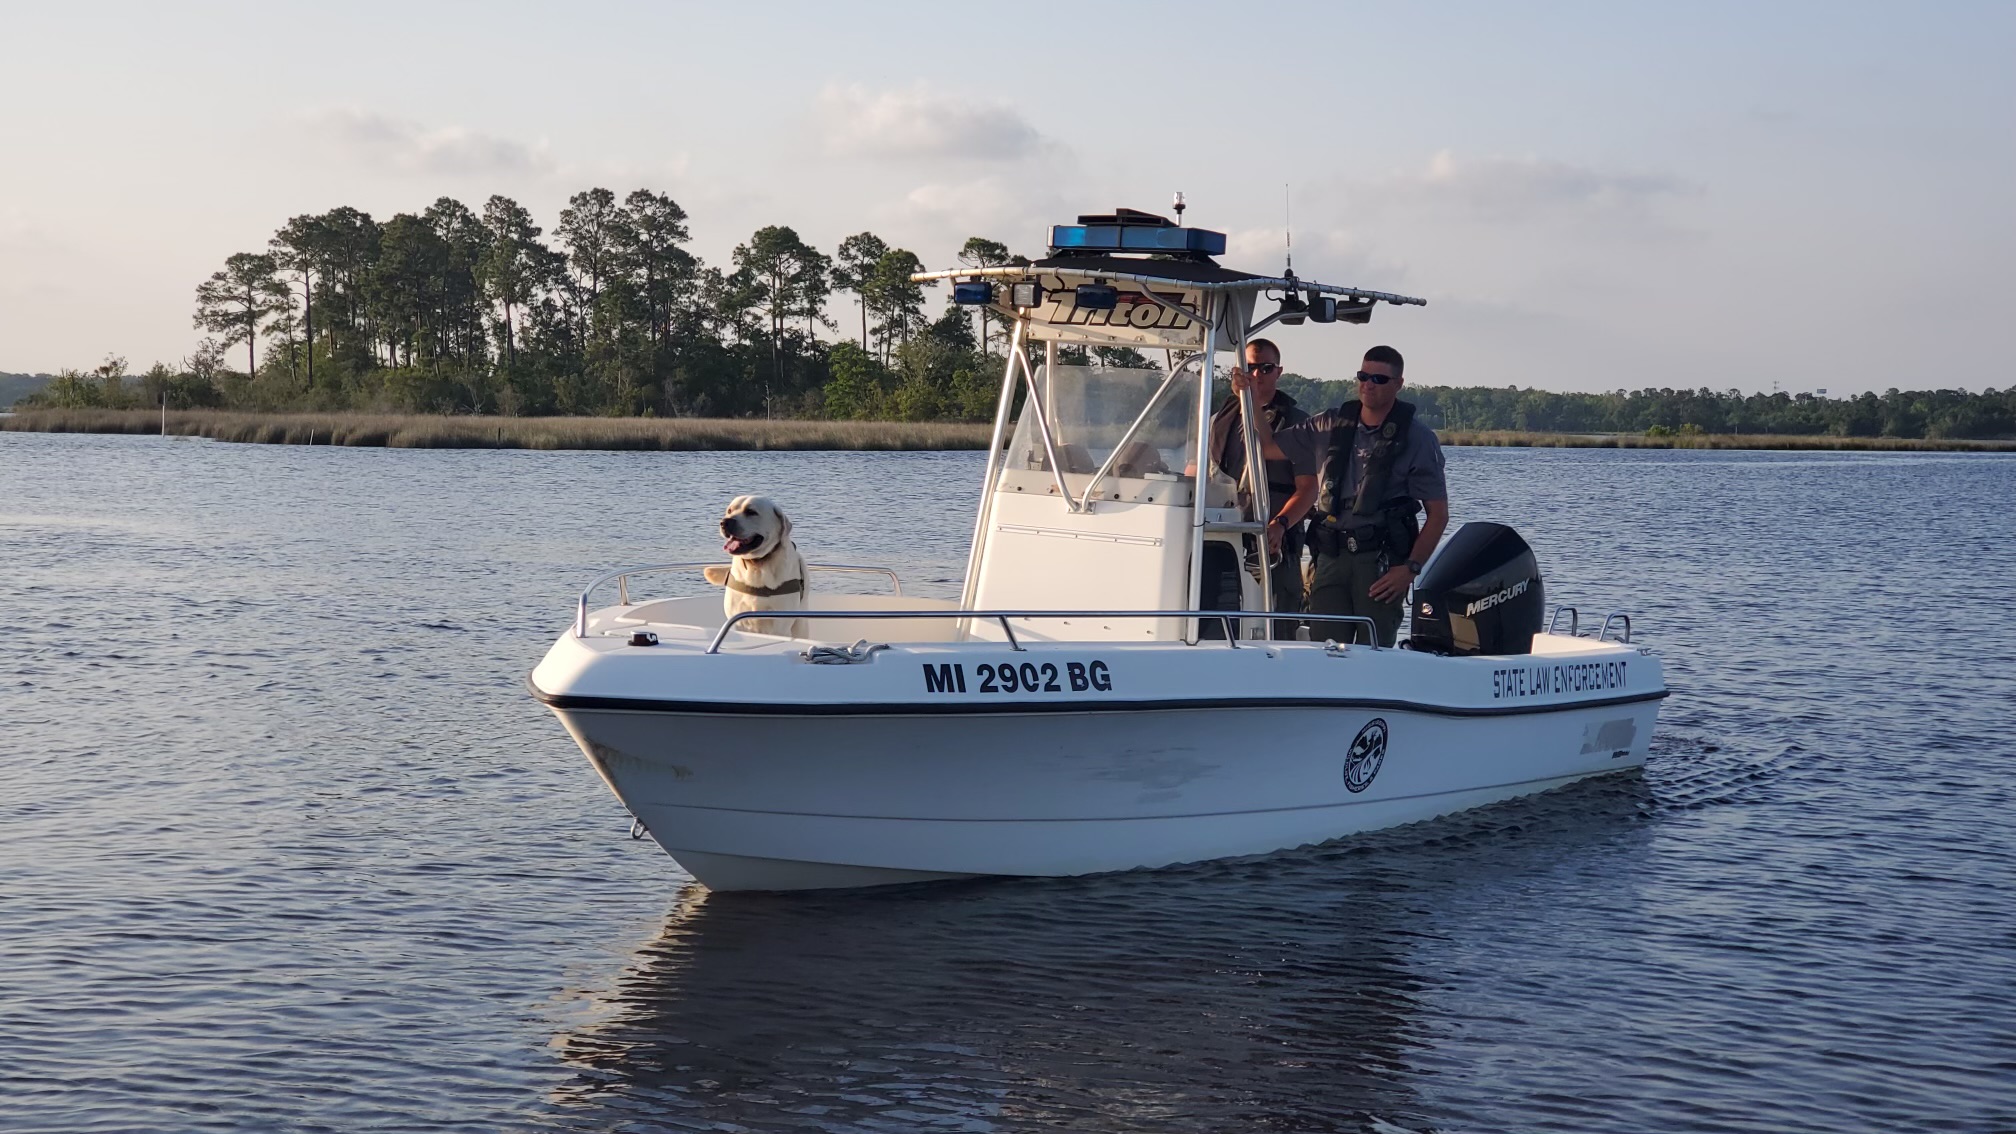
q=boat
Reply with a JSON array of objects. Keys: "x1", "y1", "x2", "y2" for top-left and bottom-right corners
[{"x1": 529, "y1": 205, "x2": 1667, "y2": 891}]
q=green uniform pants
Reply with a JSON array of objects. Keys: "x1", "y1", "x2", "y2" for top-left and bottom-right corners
[{"x1": 1307, "y1": 548, "x2": 1405, "y2": 646}]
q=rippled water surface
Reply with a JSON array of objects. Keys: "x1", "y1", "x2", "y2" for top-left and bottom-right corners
[{"x1": 3, "y1": 432, "x2": 2013, "y2": 1132}]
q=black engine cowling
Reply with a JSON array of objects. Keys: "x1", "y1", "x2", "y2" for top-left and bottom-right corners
[{"x1": 1409, "y1": 522, "x2": 1544, "y2": 656}]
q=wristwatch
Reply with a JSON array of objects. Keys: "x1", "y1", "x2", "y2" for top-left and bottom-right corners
[{"x1": 1404, "y1": 558, "x2": 1423, "y2": 575}]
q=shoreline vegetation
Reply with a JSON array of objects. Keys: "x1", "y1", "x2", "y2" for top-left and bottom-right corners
[
  {"x1": 1433, "y1": 429, "x2": 2013, "y2": 452},
  {"x1": 8, "y1": 185, "x2": 2011, "y2": 446},
  {"x1": 0, "y1": 409, "x2": 992, "y2": 450},
  {"x1": 6, "y1": 409, "x2": 2009, "y2": 453}
]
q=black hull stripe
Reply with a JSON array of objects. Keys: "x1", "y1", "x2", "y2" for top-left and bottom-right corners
[
  {"x1": 630, "y1": 768, "x2": 1637, "y2": 825},
  {"x1": 528, "y1": 684, "x2": 1667, "y2": 719}
]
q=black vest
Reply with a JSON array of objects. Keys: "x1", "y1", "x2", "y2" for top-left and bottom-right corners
[
  {"x1": 1318, "y1": 400, "x2": 1418, "y2": 525},
  {"x1": 1211, "y1": 391, "x2": 1304, "y2": 497}
]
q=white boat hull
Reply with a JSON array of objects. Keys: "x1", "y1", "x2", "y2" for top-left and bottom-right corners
[{"x1": 539, "y1": 633, "x2": 1662, "y2": 889}]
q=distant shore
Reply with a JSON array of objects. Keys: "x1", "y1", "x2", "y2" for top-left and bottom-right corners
[
  {"x1": 0, "y1": 409, "x2": 993, "y2": 451},
  {"x1": 4, "y1": 409, "x2": 2011, "y2": 453},
  {"x1": 1433, "y1": 429, "x2": 2016, "y2": 452}
]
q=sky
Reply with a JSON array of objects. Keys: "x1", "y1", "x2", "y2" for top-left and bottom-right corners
[{"x1": 1, "y1": 0, "x2": 2010, "y2": 395}]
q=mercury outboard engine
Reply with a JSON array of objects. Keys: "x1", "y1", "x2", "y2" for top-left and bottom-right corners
[{"x1": 1409, "y1": 522, "x2": 1544, "y2": 656}]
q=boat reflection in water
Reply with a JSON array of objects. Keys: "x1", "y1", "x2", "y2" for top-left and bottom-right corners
[{"x1": 543, "y1": 774, "x2": 1654, "y2": 1133}]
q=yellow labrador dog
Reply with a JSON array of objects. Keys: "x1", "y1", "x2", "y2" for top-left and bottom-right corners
[{"x1": 702, "y1": 496, "x2": 808, "y2": 638}]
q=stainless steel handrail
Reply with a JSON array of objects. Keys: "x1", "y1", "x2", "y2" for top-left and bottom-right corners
[
  {"x1": 1017, "y1": 350, "x2": 1078, "y2": 512},
  {"x1": 701, "y1": 609, "x2": 1379, "y2": 655},
  {"x1": 1547, "y1": 606, "x2": 1580, "y2": 636},
  {"x1": 1234, "y1": 336, "x2": 1276, "y2": 625},
  {"x1": 1596, "y1": 613, "x2": 1632, "y2": 644},
  {"x1": 575, "y1": 562, "x2": 903, "y2": 637},
  {"x1": 960, "y1": 318, "x2": 1025, "y2": 612},
  {"x1": 1187, "y1": 298, "x2": 1218, "y2": 644}
]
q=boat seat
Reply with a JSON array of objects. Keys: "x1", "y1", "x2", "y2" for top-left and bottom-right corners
[
  {"x1": 1112, "y1": 440, "x2": 1170, "y2": 478},
  {"x1": 1027, "y1": 443, "x2": 1098, "y2": 474}
]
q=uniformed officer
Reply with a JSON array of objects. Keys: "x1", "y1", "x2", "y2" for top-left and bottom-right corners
[
  {"x1": 1202, "y1": 338, "x2": 1318, "y2": 638},
  {"x1": 1236, "y1": 345, "x2": 1448, "y2": 647}
]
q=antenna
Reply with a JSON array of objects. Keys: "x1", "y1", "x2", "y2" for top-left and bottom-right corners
[
  {"x1": 1172, "y1": 190, "x2": 1186, "y2": 223},
  {"x1": 1277, "y1": 184, "x2": 1308, "y2": 324},
  {"x1": 1283, "y1": 184, "x2": 1294, "y2": 278}
]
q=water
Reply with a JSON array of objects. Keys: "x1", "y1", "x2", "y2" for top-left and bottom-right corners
[{"x1": 3, "y1": 432, "x2": 2013, "y2": 1133}]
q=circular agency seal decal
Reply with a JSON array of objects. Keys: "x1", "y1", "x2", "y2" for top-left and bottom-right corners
[{"x1": 1343, "y1": 718, "x2": 1389, "y2": 793}]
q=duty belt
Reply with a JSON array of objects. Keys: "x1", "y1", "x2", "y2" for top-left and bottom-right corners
[{"x1": 1313, "y1": 523, "x2": 1383, "y2": 556}]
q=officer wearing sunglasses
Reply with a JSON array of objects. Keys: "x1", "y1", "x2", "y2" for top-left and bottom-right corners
[
  {"x1": 1234, "y1": 345, "x2": 1448, "y2": 646},
  {"x1": 1196, "y1": 337, "x2": 1316, "y2": 638}
]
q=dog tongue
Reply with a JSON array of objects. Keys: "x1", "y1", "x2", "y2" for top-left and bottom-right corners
[{"x1": 723, "y1": 536, "x2": 746, "y2": 554}]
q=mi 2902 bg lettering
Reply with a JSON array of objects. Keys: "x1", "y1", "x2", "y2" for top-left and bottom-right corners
[{"x1": 922, "y1": 660, "x2": 1113, "y2": 695}]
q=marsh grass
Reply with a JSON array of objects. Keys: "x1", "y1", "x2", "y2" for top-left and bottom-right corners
[
  {"x1": 5, "y1": 410, "x2": 2009, "y2": 453},
  {"x1": 1, "y1": 409, "x2": 993, "y2": 451}
]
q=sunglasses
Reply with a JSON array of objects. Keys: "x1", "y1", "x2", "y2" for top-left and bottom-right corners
[
  {"x1": 1355, "y1": 370, "x2": 1395, "y2": 385},
  {"x1": 1247, "y1": 363, "x2": 1280, "y2": 375}
]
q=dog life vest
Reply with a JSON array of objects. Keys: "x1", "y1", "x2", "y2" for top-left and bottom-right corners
[{"x1": 725, "y1": 578, "x2": 803, "y2": 598}]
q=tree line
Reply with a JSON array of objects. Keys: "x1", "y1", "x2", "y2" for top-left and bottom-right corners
[
  {"x1": 12, "y1": 184, "x2": 2010, "y2": 439},
  {"x1": 1272, "y1": 378, "x2": 2016, "y2": 441},
  {"x1": 28, "y1": 190, "x2": 1034, "y2": 422}
]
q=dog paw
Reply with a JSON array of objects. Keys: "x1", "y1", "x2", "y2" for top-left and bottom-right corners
[{"x1": 702, "y1": 565, "x2": 729, "y2": 586}]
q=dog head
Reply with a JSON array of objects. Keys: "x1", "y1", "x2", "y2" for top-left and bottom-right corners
[{"x1": 719, "y1": 495, "x2": 792, "y2": 560}]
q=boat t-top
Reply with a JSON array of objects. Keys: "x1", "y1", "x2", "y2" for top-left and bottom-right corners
[{"x1": 530, "y1": 206, "x2": 1666, "y2": 891}]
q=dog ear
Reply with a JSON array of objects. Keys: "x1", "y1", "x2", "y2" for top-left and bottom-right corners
[
  {"x1": 703, "y1": 565, "x2": 729, "y2": 585},
  {"x1": 775, "y1": 507, "x2": 792, "y2": 544}
]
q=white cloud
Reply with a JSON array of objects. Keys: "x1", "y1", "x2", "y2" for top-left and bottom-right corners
[
  {"x1": 816, "y1": 84, "x2": 1049, "y2": 162},
  {"x1": 1224, "y1": 226, "x2": 1413, "y2": 293},
  {"x1": 1355, "y1": 150, "x2": 1701, "y2": 229},
  {"x1": 896, "y1": 176, "x2": 1070, "y2": 258},
  {"x1": 0, "y1": 207, "x2": 64, "y2": 254},
  {"x1": 906, "y1": 177, "x2": 1030, "y2": 223},
  {"x1": 303, "y1": 108, "x2": 556, "y2": 177}
]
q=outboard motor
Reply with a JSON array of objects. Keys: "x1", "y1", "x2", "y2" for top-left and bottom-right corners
[{"x1": 1410, "y1": 522, "x2": 1544, "y2": 656}]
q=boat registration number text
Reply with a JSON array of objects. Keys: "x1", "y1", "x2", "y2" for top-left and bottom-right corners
[{"x1": 921, "y1": 661, "x2": 1113, "y2": 695}]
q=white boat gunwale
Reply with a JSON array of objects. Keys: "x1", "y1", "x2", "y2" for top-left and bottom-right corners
[
  {"x1": 529, "y1": 683, "x2": 1667, "y2": 719},
  {"x1": 533, "y1": 598, "x2": 1662, "y2": 717}
]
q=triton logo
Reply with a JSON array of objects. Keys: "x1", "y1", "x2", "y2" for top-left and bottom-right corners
[
  {"x1": 1039, "y1": 287, "x2": 1194, "y2": 330},
  {"x1": 1463, "y1": 579, "x2": 1530, "y2": 618}
]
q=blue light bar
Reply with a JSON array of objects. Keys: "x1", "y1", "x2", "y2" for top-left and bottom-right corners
[
  {"x1": 952, "y1": 281, "x2": 994, "y2": 306},
  {"x1": 1048, "y1": 224, "x2": 1227, "y2": 256}
]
